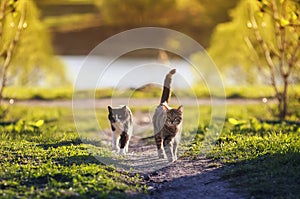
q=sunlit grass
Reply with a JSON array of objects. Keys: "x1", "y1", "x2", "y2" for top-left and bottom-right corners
[
  {"x1": 208, "y1": 125, "x2": 300, "y2": 198},
  {"x1": 0, "y1": 106, "x2": 142, "y2": 198},
  {"x1": 0, "y1": 100, "x2": 299, "y2": 198},
  {"x1": 3, "y1": 84, "x2": 300, "y2": 100},
  {"x1": 0, "y1": 137, "x2": 141, "y2": 198},
  {"x1": 4, "y1": 87, "x2": 74, "y2": 100}
]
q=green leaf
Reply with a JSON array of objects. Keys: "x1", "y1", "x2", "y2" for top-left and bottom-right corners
[
  {"x1": 290, "y1": 12, "x2": 298, "y2": 21},
  {"x1": 280, "y1": 18, "x2": 290, "y2": 26},
  {"x1": 34, "y1": 120, "x2": 44, "y2": 127},
  {"x1": 228, "y1": 118, "x2": 239, "y2": 125}
]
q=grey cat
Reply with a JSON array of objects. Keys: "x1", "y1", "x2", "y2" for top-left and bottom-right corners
[
  {"x1": 152, "y1": 69, "x2": 183, "y2": 162},
  {"x1": 108, "y1": 105, "x2": 133, "y2": 155}
]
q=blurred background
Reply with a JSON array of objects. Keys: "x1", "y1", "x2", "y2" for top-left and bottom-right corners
[
  {"x1": 0, "y1": 0, "x2": 299, "y2": 120},
  {"x1": 2, "y1": 0, "x2": 299, "y2": 85},
  {"x1": 38, "y1": 0, "x2": 240, "y2": 89},
  {"x1": 1, "y1": 0, "x2": 240, "y2": 88},
  {"x1": 38, "y1": 0, "x2": 237, "y2": 55}
]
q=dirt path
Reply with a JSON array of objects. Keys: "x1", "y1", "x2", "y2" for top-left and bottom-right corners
[
  {"x1": 126, "y1": 137, "x2": 247, "y2": 199},
  {"x1": 138, "y1": 158, "x2": 246, "y2": 199},
  {"x1": 9, "y1": 98, "x2": 254, "y2": 198},
  {"x1": 101, "y1": 131, "x2": 246, "y2": 198},
  {"x1": 98, "y1": 112, "x2": 248, "y2": 199}
]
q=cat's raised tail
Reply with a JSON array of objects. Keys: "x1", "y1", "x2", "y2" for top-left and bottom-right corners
[{"x1": 160, "y1": 68, "x2": 176, "y2": 104}]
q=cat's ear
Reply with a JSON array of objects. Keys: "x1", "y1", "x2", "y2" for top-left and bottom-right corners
[
  {"x1": 122, "y1": 106, "x2": 127, "y2": 111},
  {"x1": 108, "y1": 106, "x2": 112, "y2": 112},
  {"x1": 177, "y1": 105, "x2": 183, "y2": 113}
]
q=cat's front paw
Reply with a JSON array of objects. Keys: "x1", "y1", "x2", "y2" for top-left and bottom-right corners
[
  {"x1": 167, "y1": 157, "x2": 176, "y2": 162},
  {"x1": 112, "y1": 149, "x2": 120, "y2": 154},
  {"x1": 112, "y1": 145, "x2": 119, "y2": 152},
  {"x1": 167, "y1": 155, "x2": 177, "y2": 162},
  {"x1": 174, "y1": 155, "x2": 178, "y2": 161},
  {"x1": 158, "y1": 154, "x2": 165, "y2": 159},
  {"x1": 119, "y1": 148, "x2": 126, "y2": 155},
  {"x1": 157, "y1": 149, "x2": 165, "y2": 159}
]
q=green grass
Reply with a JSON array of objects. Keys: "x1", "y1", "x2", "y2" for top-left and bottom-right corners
[
  {"x1": 3, "y1": 84, "x2": 300, "y2": 100},
  {"x1": 0, "y1": 106, "x2": 143, "y2": 198},
  {"x1": 199, "y1": 104, "x2": 299, "y2": 198},
  {"x1": 0, "y1": 100, "x2": 299, "y2": 198},
  {"x1": 4, "y1": 87, "x2": 74, "y2": 100},
  {"x1": 208, "y1": 123, "x2": 300, "y2": 198},
  {"x1": 0, "y1": 139, "x2": 140, "y2": 198}
]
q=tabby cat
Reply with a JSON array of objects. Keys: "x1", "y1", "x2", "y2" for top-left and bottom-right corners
[
  {"x1": 108, "y1": 105, "x2": 133, "y2": 155},
  {"x1": 152, "y1": 69, "x2": 183, "y2": 162}
]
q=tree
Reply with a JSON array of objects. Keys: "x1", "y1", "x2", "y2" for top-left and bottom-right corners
[
  {"x1": 96, "y1": 0, "x2": 177, "y2": 26},
  {"x1": 249, "y1": 0, "x2": 299, "y2": 120},
  {"x1": 0, "y1": 0, "x2": 26, "y2": 103},
  {"x1": 207, "y1": 0, "x2": 300, "y2": 120},
  {"x1": 94, "y1": 0, "x2": 239, "y2": 47},
  {"x1": 32, "y1": 0, "x2": 240, "y2": 49},
  {"x1": 0, "y1": 0, "x2": 68, "y2": 104}
]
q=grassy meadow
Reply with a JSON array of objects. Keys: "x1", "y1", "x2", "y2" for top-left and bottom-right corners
[
  {"x1": 4, "y1": 84, "x2": 300, "y2": 100},
  {"x1": 0, "y1": 86, "x2": 299, "y2": 198},
  {"x1": 193, "y1": 104, "x2": 300, "y2": 198},
  {"x1": 0, "y1": 106, "x2": 144, "y2": 198}
]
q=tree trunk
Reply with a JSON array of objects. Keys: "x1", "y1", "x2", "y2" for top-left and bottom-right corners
[
  {"x1": 280, "y1": 76, "x2": 288, "y2": 121},
  {"x1": 0, "y1": 4, "x2": 26, "y2": 105}
]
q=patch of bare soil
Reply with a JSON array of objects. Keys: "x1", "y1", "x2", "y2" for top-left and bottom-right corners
[
  {"x1": 135, "y1": 157, "x2": 247, "y2": 199},
  {"x1": 101, "y1": 112, "x2": 247, "y2": 199}
]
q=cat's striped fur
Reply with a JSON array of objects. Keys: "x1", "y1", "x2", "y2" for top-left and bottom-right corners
[
  {"x1": 108, "y1": 105, "x2": 133, "y2": 155},
  {"x1": 152, "y1": 69, "x2": 183, "y2": 162}
]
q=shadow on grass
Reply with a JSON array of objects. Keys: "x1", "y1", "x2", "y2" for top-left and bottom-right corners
[
  {"x1": 55, "y1": 154, "x2": 102, "y2": 166},
  {"x1": 37, "y1": 138, "x2": 83, "y2": 149},
  {"x1": 222, "y1": 151, "x2": 300, "y2": 198},
  {"x1": 21, "y1": 173, "x2": 73, "y2": 188},
  {"x1": 38, "y1": 137, "x2": 102, "y2": 149}
]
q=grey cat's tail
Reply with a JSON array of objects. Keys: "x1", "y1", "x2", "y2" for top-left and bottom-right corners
[{"x1": 160, "y1": 69, "x2": 176, "y2": 104}]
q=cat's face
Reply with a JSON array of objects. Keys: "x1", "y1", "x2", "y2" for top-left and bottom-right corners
[
  {"x1": 164, "y1": 105, "x2": 183, "y2": 128},
  {"x1": 108, "y1": 106, "x2": 129, "y2": 123}
]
